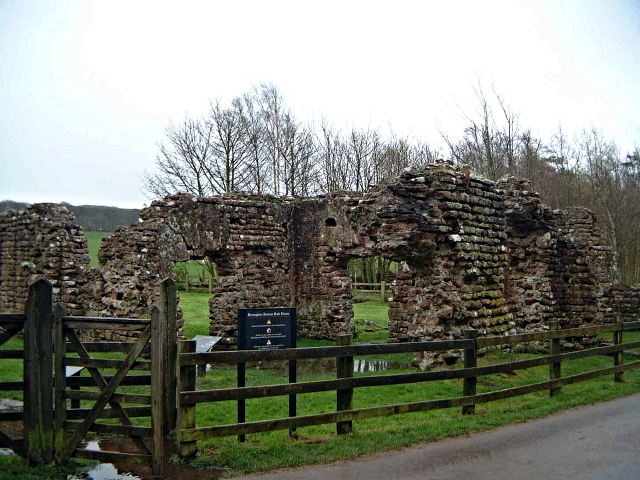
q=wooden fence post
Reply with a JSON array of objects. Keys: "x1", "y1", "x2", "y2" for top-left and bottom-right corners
[
  {"x1": 336, "y1": 333, "x2": 354, "y2": 435},
  {"x1": 549, "y1": 321, "x2": 561, "y2": 396},
  {"x1": 160, "y1": 278, "x2": 178, "y2": 432},
  {"x1": 24, "y1": 278, "x2": 54, "y2": 465},
  {"x1": 380, "y1": 281, "x2": 386, "y2": 302},
  {"x1": 151, "y1": 306, "x2": 165, "y2": 479},
  {"x1": 178, "y1": 340, "x2": 197, "y2": 457},
  {"x1": 462, "y1": 329, "x2": 477, "y2": 415},
  {"x1": 53, "y1": 304, "x2": 66, "y2": 464},
  {"x1": 614, "y1": 317, "x2": 624, "y2": 383}
]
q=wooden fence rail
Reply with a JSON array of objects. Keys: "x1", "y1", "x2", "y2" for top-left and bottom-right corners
[
  {"x1": 176, "y1": 321, "x2": 640, "y2": 451},
  {"x1": 351, "y1": 282, "x2": 387, "y2": 302},
  {"x1": 180, "y1": 339, "x2": 474, "y2": 365}
]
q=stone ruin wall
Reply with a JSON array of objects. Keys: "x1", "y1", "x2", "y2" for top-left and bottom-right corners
[
  {"x1": 0, "y1": 204, "x2": 95, "y2": 316},
  {"x1": 0, "y1": 164, "x2": 637, "y2": 355},
  {"x1": 292, "y1": 165, "x2": 510, "y2": 348},
  {"x1": 611, "y1": 284, "x2": 640, "y2": 323},
  {"x1": 97, "y1": 193, "x2": 292, "y2": 345},
  {"x1": 499, "y1": 177, "x2": 618, "y2": 351}
]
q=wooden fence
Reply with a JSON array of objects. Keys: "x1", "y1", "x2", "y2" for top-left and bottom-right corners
[
  {"x1": 1, "y1": 277, "x2": 639, "y2": 473},
  {"x1": 352, "y1": 282, "x2": 387, "y2": 302},
  {"x1": 175, "y1": 319, "x2": 640, "y2": 450}
]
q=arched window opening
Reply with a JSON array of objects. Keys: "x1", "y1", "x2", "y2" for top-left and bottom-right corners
[
  {"x1": 347, "y1": 256, "x2": 397, "y2": 343},
  {"x1": 174, "y1": 257, "x2": 218, "y2": 339}
]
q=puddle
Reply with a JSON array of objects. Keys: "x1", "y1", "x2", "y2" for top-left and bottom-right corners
[
  {"x1": 0, "y1": 399, "x2": 22, "y2": 410},
  {"x1": 353, "y1": 359, "x2": 406, "y2": 373},
  {"x1": 72, "y1": 437, "x2": 223, "y2": 480},
  {"x1": 0, "y1": 398, "x2": 23, "y2": 448},
  {"x1": 69, "y1": 441, "x2": 141, "y2": 479},
  {"x1": 203, "y1": 357, "x2": 410, "y2": 375}
]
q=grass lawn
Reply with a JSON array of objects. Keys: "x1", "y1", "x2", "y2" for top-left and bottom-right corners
[
  {"x1": 351, "y1": 300, "x2": 389, "y2": 344},
  {"x1": 180, "y1": 291, "x2": 214, "y2": 339},
  {"x1": 179, "y1": 292, "x2": 390, "y2": 344},
  {"x1": 84, "y1": 231, "x2": 111, "y2": 268},
  {"x1": 177, "y1": 260, "x2": 211, "y2": 279},
  {"x1": 0, "y1": 456, "x2": 95, "y2": 480}
]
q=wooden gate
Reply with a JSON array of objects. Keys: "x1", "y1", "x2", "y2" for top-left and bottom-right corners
[{"x1": 0, "y1": 278, "x2": 177, "y2": 478}]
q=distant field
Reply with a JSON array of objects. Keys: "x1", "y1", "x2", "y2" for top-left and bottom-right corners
[{"x1": 85, "y1": 231, "x2": 111, "y2": 268}]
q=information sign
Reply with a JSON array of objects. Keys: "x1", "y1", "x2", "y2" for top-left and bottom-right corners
[
  {"x1": 238, "y1": 308, "x2": 296, "y2": 351},
  {"x1": 237, "y1": 307, "x2": 297, "y2": 442}
]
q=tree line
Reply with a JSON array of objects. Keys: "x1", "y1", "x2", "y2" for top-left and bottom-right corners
[
  {"x1": 143, "y1": 83, "x2": 442, "y2": 199},
  {"x1": 144, "y1": 83, "x2": 639, "y2": 284}
]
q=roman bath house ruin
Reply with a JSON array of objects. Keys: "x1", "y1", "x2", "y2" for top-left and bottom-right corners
[{"x1": 1, "y1": 163, "x2": 638, "y2": 365}]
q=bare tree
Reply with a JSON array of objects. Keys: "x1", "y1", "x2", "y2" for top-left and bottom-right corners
[
  {"x1": 376, "y1": 132, "x2": 412, "y2": 183},
  {"x1": 517, "y1": 130, "x2": 544, "y2": 185},
  {"x1": 346, "y1": 127, "x2": 383, "y2": 191},
  {"x1": 495, "y1": 89, "x2": 520, "y2": 175},
  {"x1": 316, "y1": 121, "x2": 350, "y2": 192},
  {"x1": 444, "y1": 82, "x2": 519, "y2": 181},
  {"x1": 620, "y1": 148, "x2": 640, "y2": 282},
  {"x1": 281, "y1": 115, "x2": 318, "y2": 196},
  {"x1": 207, "y1": 100, "x2": 249, "y2": 193},
  {"x1": 143, "y1": 116, "x2": 216, "y2": 198},
  {"x1": 411, "y1": 140, "x2": 442, "y2": 168},
  {"x1": 254, "y1": 83, "x2": 289, "y2": 195},
  {"x1": 545, "y1": 124, "x2": 579, "y2": 209},
  {"x1": 576, "y1": 128, "x2": 624, "y2": 252},
  {"x1": 238, "y1": 92, "x2": 267, "y2": 194}
]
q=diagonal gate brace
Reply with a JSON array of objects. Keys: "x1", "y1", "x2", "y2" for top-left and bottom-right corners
[
  {"x1": 65, "y1": 325, "x2": 152, "y2": 459},
  {"x1": 65, "y1": 330, "x2": 152, "y2": 458},
  {"x1": 0, "y1": 327, "x2": 23, "y2": 347}
]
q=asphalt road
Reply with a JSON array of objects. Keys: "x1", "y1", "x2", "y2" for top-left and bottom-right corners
[{"x1": 237, "y1": 393, "x2": 640, "y2": 480}]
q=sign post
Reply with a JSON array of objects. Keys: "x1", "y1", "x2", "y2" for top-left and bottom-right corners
[{"x1": 237, "y1": 307, "x2": 297, "y2": 442}]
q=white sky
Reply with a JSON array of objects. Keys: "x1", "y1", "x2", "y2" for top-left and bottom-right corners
[{"x1": 1, "y1": 0, "x2": 639, "y2": 208}]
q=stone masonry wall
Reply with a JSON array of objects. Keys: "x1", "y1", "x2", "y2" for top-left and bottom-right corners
[
  {"x1": 0, "y1": 204, "x2": 92, "y2": 315},
  {"x1": 553, "y1": 207, "x2": 616, "y2": 329},
  {"x1": 611, "y1": 284, "x2": 640, "y2": 323},
  {"x1": 500, "y1": 177, "x2": 618, "y2": 350},
  {"x1": 0, "y1": 164, "x2": 636, "y2": 354},
  {"x1": 98, "y1": 193, "x2": 291, "y2": 346},
  {"x1": 292, "y1": 165, "x2": 509, "y2": 347}
]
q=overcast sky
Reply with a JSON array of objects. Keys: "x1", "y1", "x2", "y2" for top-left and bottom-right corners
[{"x1": 1, "y1": 0, "x2": 638, "y2": 209}]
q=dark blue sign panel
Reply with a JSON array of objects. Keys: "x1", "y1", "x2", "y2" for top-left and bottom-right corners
[
  {"x1": 238, "y1": 308, "x2": 296, "y2": 350},
  {"x1": 237, "y1": 307, "x2": 297, "y2": 442}
]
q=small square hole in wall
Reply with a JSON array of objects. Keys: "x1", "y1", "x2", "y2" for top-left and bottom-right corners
[{"x1": 325, "y1": 218, "x2": 337, "y2": 227}]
